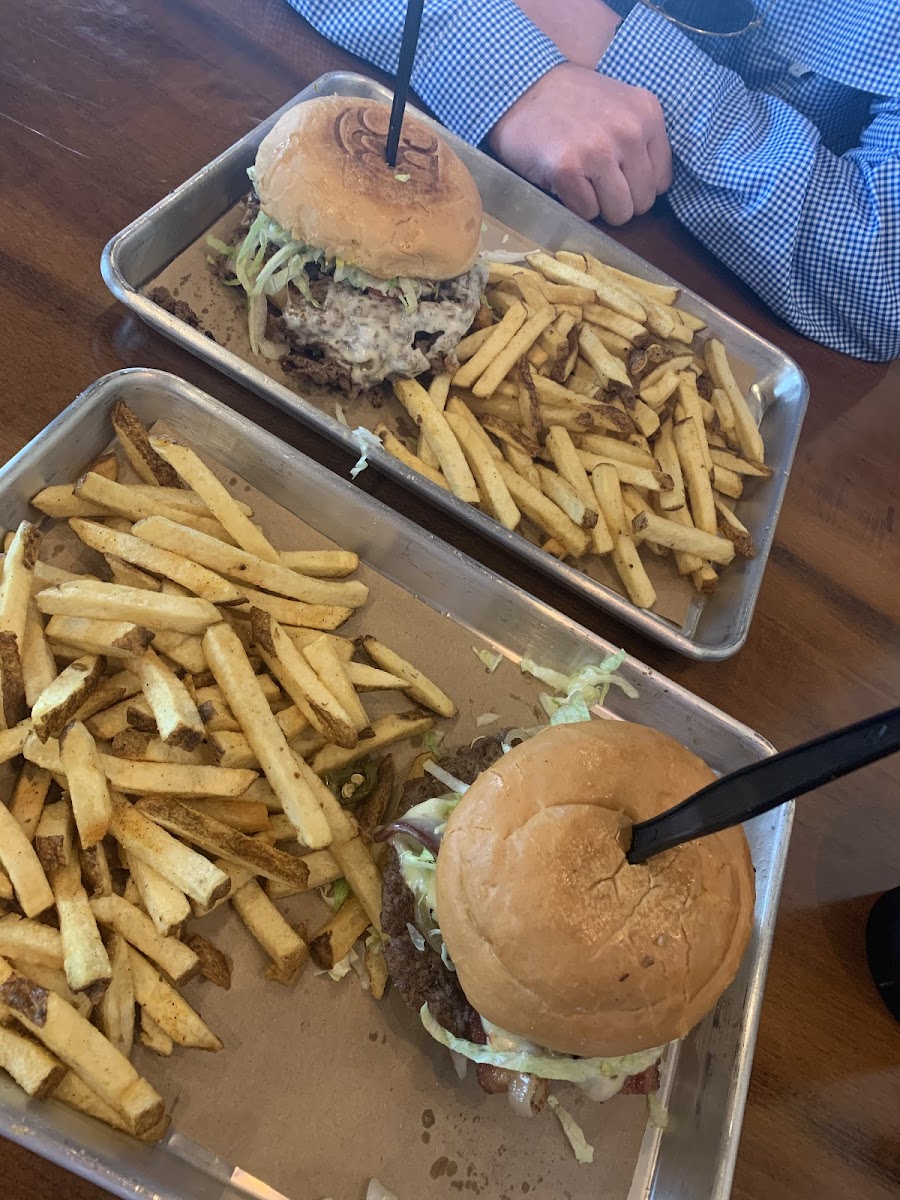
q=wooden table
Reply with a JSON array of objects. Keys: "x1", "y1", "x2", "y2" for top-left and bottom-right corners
[{"x1": 1, "y1": 2, "x2": 898, "y2": 1197}]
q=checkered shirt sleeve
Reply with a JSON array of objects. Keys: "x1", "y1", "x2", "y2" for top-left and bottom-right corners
[
  {"x1": 600, "y1": 6, "x2": 900, "y2": 361},
  {"x1": 286, "y1": 0, "x2": 565, "y2": 146}
]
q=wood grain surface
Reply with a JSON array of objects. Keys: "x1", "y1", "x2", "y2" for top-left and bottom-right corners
[{"x1": 1, "y1": 2, "x2": 898, "y2": 1198}]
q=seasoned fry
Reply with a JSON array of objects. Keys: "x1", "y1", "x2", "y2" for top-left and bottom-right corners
[
  {"x1": 604, "y1": 263, "x2": 678, "y2": 306},
  {"x1": 34, "y1": 801, "x2": 74, "y2": 873},
  {"x1": 715, "y1": 496, "x2": 757, "y2": 558},
  {"x1": 676, "y1": 372, "x2": 713, "y2": 471},
  {"x1": 278, "y1": 549, "x2": 358, "y2": 578},
  {"x1": 126, "y1": 946, "x2": 222, "y2": 1051},
  {"x1": 495, "y1": 461, "x2": 591, "y2": 557},
  {"x1": 302, "y1": 635, "x2": 369, "y2": 733},
  {"x1": 0, "y1": 800, "x2": 54, "y2": 917},
  {"x1": 344, "y1": 662, "x2": 405, "y2": 692},
  {"x1": 45, "y1": 615, "x2": 154, "y2": 660},
  {"x1": 60, "y1": 722, "x2": 112, "y2": 849},
  {"x1": 0, "y1": 1023, "x2": 67, "y2": 1099},
  {"x1": 31, "y1": 656, "x2": 105, "y2": 743},
  {"x1": 673, "y1": 417, "x2": 717, "y2": 535},
  {"x1": 54, "y1": 1071, "x2": 169, "y2": 1142},
  {"x1": 72, "y1": 669, "x2": 141, "y2": 723},
  {"x1": 70, "y1": 518, "x2": 245, "y2": 605},
  {"x1": 577, "y1": 325, "x2": 632, "y2": 388},
  {"x1": 0, "y1": 721, "x2": 34, "y2": 767},
  {"x1": 181, "y1": 798, "x2": 269, "y2": 833},
  {"x1": 393, "y1": 379, "x2": 479, "y2": 503},
  {"x1": 21, "y1": 603, "x2": 57, "y2": 710},
  {"x1": 453, "y1": 300, "x2": 527, "y2": 390},
  {"x1": 445, "y1": 410, "x2": 520, "y2": 530},
  {"x1": 591, "y1": 465, "x2": 657, "y2": 609},
  {"x1": 8, "y1": 762, "x2": 52, "y2": 841},
  {"x1": 252, "y1": 609, "x2": 357, "y2": 749},
  {"x1": 359, "y1": 636, "x2": 456, "y2": 718},
  {"x1": 91, "y1": 894, "x2": 198, "y2": 985},
  {"x1": 376, "y1": 427, "x2": 450, "y2": 490},
  {"x1": 50, "y1": 859, "x2": 112, "y2": 993},
  {"x1": 631, "y1": 510, "x2": 735, "y2": 565},
  {"x1": 0, "y1": 914, "x2": 63, "y2": 971},
  {"x1": 544, "y1": 426, "x2": 613, "y2": 554},
  {"x1": 309, "y1": 896, "x2": 370, "y2": 970},
  {"x1": 37, "y1": 580, "x2": 222, "y2": 637},
  {"x1": 472, "y1": 306, "x2": 558, "y2": 398},
  {"x1": 365, "y1": 934, "x2": 389, "y2": 1000},
  {"x1": 102, "y1": 754, "x2": 256, "y2": 798},
  {"x1": 110, "y1": 400, "x2": 183, "y2": 487},
  {"x1": 235, "y1": 585, "x2": 352, "y2": 631},
  {"x1": 709, "y1": 447, "x2": 773, "y2": 479},
  {"x1": 124, "y1": 849, "x2": 191, "y2": 937},
  {"x1": 139, "y1": 1010, "x2": 174, "y2": 1056},
  {"x1": 704, "y1": 339, "x2": 765, "y2": 462},
  {"x1": 653, "y1": 418, "x2": 687, "y2": 512},
  {"x1": 526, "y1": 252, "x2": 646, "y2": 322},
  {"x1": 312, "y1": 710, "x2": 433, "y2": 776},
  {"x1": 135, "y1": 794, "x2": 309, "y2": 888},
  {"x1": 711, "y1": 464, "x2": 744, "y2": 500},
  {"x1": 232, "y1": 879, "x2": 308, "y2": 984},
  {"x1": 128, "y1": 648, "x2": 204, "y2": 750},
  {"x1": 183, "y1": 932, "x2": 232, "y2": 989},
  {"x1": 94, "y1": 931, "x2": 135, "y2": 1056},
  {"x1": 110, "y1": 795, "x2": 230, "y2": 908},
  {"x1": 535, "y1": 467, "x2": 595, "y2": 531},
  {"x1": 79, "y1": 840, "x2": 113, "y2": 899},
  {"x1": 74, "y1": 473, "x2": 233, "y2": 541}
]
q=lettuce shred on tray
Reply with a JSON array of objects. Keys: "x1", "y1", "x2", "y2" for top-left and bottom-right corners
[
  {"x1": 472, "y1": 646, "x2": 504, "y2": 672},
  {"x1": 546, "y1": 1096, "x2": 594, "y2": 1165},
  {"x1": 520, "y1": 650, "x2": 638, "y2": 725},
  {"x1": 349, "y1": 427, "x2": 383, "y2": 479}
]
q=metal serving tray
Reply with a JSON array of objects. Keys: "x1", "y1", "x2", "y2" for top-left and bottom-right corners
[
  {"x1": 0, "y1": 368, "x2": 791, "y2": 1200},
  {"x1": 101, "y1": 70, "x2": 808, "y2": 661}
]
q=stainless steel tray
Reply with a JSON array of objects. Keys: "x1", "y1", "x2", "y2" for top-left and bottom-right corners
[
  {"x1": 0, "y1": 367, "x2": 791, "y2": 1200},
  {"x1": 101, "y1": 70, "x2": 808, "y2": 661}
]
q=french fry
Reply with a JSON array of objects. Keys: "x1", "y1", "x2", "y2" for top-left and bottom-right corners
[
  {"x1": 359, "y1": 636, "x2": 456, "y2": 718},
  {"x1": 692, "y1": 561, "x2": 719, "y2": 595},
  {"x1": 709, "y1": 447, "x2": 773, "y2": 479},
  {"x1": 365, "y1": 934, "x2": 389, "y2": 1000},
  {"x1": 500, "y1": 441, "x2": 542, "y2": 490},
  {"x1": 472, "y1": 306, "x2": 558, "y2": 398},
  {"x1": 344, "y1": 663, "x2": 405, "y2": 692},
  {"x1": 7, "y1": 962, "x2": 91, "y2": 1019},
  {"x1": 110, "y1": 795, "x2": 230, "y2": 908},
  {"x1": 604, "y1": 263, "x2": 678, "y2": 306},
  {"x1": 639, "y1": 369, "x2": 681, "y2": 410},
  {"x1": 674, "y1": 417, "x2": 717, "y2": 535},
  {"x1": 69, "y1": 519, "x2": 245, "y2": 605},
  {"x1": 553, "y1": 250, "x2": 587, "y2": 271},
  {"x1": 0, "y1": 720, "x2": 33, "y2": 766},
  {"x1": 653, "y1": 419, "x2": 687, "y2": 512},
  {"x1": 393, "y1": 379, "x2": 479, "y2": 503},
  {"x1": 715, "y1": 496, "x2": 757, "y2": 558},
  {"x1": 576, "y1": 451, "x2": 670, "y2": 494},
  {"x1": 102, "y1": 754, "x2": 256, "y2": 798},
  {"x1": 591, "y1": 465, "x2": 657, "y2": 609},
  {"x1": 111, "y1": 731, "x2": 212, "y2": 766},
  {"x1": 37, "y1": 581, "x2": 222, "y2": 637},
  {"x1": 0, "y1": 914, "x2": 63, "y2": 971},
  {"x1": 45, "y1": 615, "x2": 154, "y2": 660},
  {"x1": 0, "y1": 801, "x2": 54, "y2": 917},
  {"x1": 526, "y1": 252, "x2": 646, "y2": 322},
  {"x1": 0, "y1": 1022, "x2": 67, "y2": 1099},
  {"x1": 135, "y1": 795, "x2": 309, "y2": 889},
  {"x1": 139, "y1": 1009, "x2": 172, "y2": 1056},
  {"x1": 581, "y1": 304, "x2": 647, "y2": 344},
  {"x1": 0, "y1": 522, "x2": 41, "y2": 647},
  {"x1": 232, "y1": 879, "x2": 308, "y2": 984},
  {"x1": 544, "y1": 426, "x2": 613, "y2": 554},
  {"x1": 31, "y1": 656, "x2": 106, "y2": 743},
  {"x1": 376, "y1": 427, "x2": 450, "y2": 490},
  {"x1": 50, "y1": 858, "x2": 112, "y2": 993},
  {"x1": 126, "y1": 946, "x2": 222, "y2": 1051},
  {"x1": 577, "y1": 326, "x2": 631, "y2": 388},
  {"x1": 330, "y1": 834, "x2": 384, "y2": 932},
  {"x1": 34, "y1": 801, "x2": 74, "y2": 873},
  {"x1": 251, "y1": 609, "x2": 357, "y2": 749},
  {"x1": 281, "y1": 628, "x2": 355, "y2": 661},
  {"x1": 631, "y1": 510, "x2": 735, "y2": 565},
  {"x1": 710, "y1": 387, "x2": 737, "y2": 444},
  {"x1": 110, "y1": 400, "x2": 183, "y2": 487},
  {"x1": 584, "y1": 254, "x2": 676, "y2": 338},
  {"x1": 79, "y1": 841, "x2": 113, "y2": 898},
  {"x1": 20, "y1": 603, "x2": 56, "y2": 709},
  {"x1": 278, "y1": 549, "x2": 358, "y2": 578},
  {"x1": 535, "y1": 467, "x2": 595, "y2": 531},
  {"x1": 302, "y1": 635, "x2": 369, "y2": 734},
  {"x1": 235, "y1": 586, "x2": 352, "y2": 631},
  {"x1": 312, "y1": 710, "x2": 433, "y2": 777},
  {"x1": 0, "y1": 632, "x2": 25, "y2": 729},
  {"x1": 267, "y1": 848, "x2": 342, "y2": 900},
  {"x1": 8, "y1": 762, "x2": 52, "y2": 841},
  {"x1": 128, "y1": 648, "x2": 204, "y2": 751},
  {"x1": 181, "y1": 798, "x2": 269, "y2": 833},
  {"x1": 309, "y1": 896, "x2": 369, "y2": 970},
  {"x1": 91, "y1": 894, "x2": 198, "y2": 985},
  {"x1": 183, "y1": 932, "x2": 232, "y2": 989},
  {"x1": 124, "y1": 850, "x2": 190, "y2": 937},
  {"x1": 444, "y1": 410, "x2": 520, "y2": 530},
  {"x1": 53, "y1": 1071, "x2": 170, "y2": 1143},
  {"x1": 661, "y1": 502, "x2": 705, "y2": 575},
  {"x1": 711, "y1": 464, "x2": 744, "y2": 500},
  {"x1": 131, "y1": 516, "x2": 367, "y2": 609},
  {"x1": 495, "y1": 461, "x2": 591, "y2": 557},
  {"x1": 676, "y1": 372, "x2": 713, "y2": 472},
  {"x1": 576, "y1": 434, "x2": 655, "y2": 470},
  {"x1": 106, "y1": 557, "x2": 162, "y2": 592},
  {"x1": 454, "y1": 324, "x2": 498, "y2": 363},
  {"x1": 74, "y1": 473, "x2": 234, "y2": 541},
  {"x1": 73, "y1": 669, "x2": 141, "y2": 723},
  {"x1": 453, "y1": 301, "x2": 528, "y2": 390},
  {"x1": 704, "y1": 339, "x2": 765, "y2": 462},
  {"x1": 59, "y1": 722, "x2": 112, "y2": 848}
]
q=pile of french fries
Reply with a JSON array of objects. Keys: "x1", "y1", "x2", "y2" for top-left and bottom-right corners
[
  {"x1": 378, "y1": 249, "x2": 772, "y2": 610},
  {"x1": 0, "y1": 401, "x2": 457, "y2": 1142}
]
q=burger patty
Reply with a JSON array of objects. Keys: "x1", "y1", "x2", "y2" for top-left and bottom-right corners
[{"x1": 381, "y1": 733, "x2": 661, "y2": 1100}]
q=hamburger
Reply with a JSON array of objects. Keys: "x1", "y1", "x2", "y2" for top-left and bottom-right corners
[
  {"x1": 377, "y1": 720, "x2": 755, "y2": 1116},
  {"x1": 210, "y1": 96, "x2": 487, "y2": 395}
]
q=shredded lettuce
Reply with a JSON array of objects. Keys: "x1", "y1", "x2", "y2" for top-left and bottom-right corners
[
  {"x1": 476, "y1": 712, "x2": 499, "y2": 727},
  {"x1": 423, "y1": 760, "x2": 468, "y2": 794},
  {"x1": 350, "y1": 427, "x2": 383, "y2": 479},
  {"x1": 330, "y1": 878, "x2": 350, "y2": 912},
  {"x1": 314, "y1": 947, "x2": 358, "y2": 982},
  {"x1": 420, "y1": 1005, "x2": 663, "y2": 1083},
  {"x1": 647, "y1": 1091, "x2": 670, "y2": 1130},
  {"x1": 205, "y1": 235, "x2": 235, "y2": 258},
  {"x1": 547, "y1": 1096, "x2": 594, "y2": 1164},
  {"x1": 366, "y1": 1181, "x2": 399, "y2": 1200},
  {"x1": 520, "y1": 650, "x2": 638, "y2": 725},
  {"x1": 423, "y1": 730, "x2": 445, "y2": 757},
  {"x1": 472, "y1": 646, "x2": 503, "y2": 672}
]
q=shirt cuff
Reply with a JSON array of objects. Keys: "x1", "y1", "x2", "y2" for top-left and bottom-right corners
[
  {"x1": 412, "y1": 0, "x2": 566, "y2": 146},
  {"x1": 597, "y1": 4, "x2": 722, "y2": 153}
]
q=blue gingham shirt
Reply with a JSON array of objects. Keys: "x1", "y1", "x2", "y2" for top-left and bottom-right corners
[{"x1": 287, "y1": 1, "x2": 900, "y2": 361}]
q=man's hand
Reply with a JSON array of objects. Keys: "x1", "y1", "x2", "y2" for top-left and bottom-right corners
[{"x1": 488, "y1": 63, "x2": 673, "y2": 226}]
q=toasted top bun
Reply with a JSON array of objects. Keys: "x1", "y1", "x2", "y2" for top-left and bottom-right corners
[
  {"x1": 254, "y1": 96, "x2": 482, "y2": 281},
  {"x1": 436, "y1": 721, "x2": 755, "y2": 1057}
]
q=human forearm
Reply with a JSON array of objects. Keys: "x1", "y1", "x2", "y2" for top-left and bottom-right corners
[{"x1": 512, "y1": 0, "x2": 622, "y2": 68}]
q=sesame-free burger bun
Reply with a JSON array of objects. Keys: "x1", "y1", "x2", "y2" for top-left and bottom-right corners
[
  {"x1": 254, "y1": 96, "x2": 483, "y2": 281},
  {"x1": 435, "y1": 721, "x2": 755, "y2": 1058}
]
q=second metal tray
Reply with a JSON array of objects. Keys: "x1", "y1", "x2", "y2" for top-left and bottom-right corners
[{"x1": 101, "y1": 71, "x2": 808, "y2": 660}]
